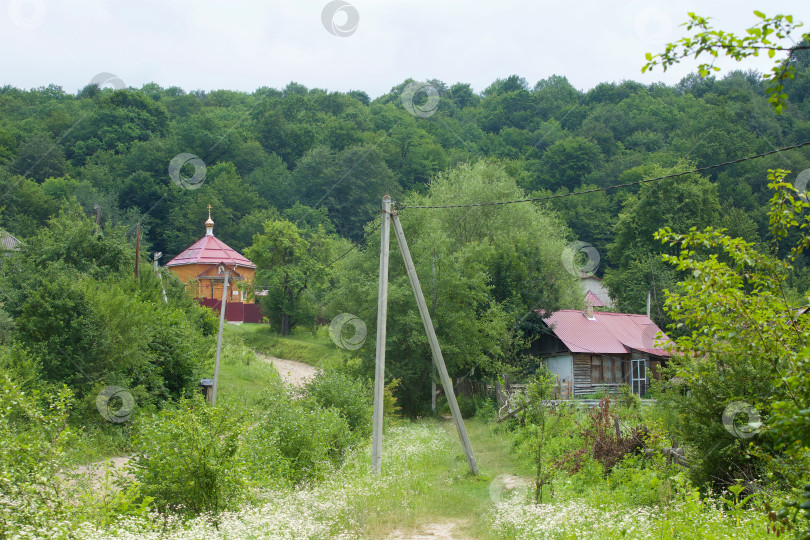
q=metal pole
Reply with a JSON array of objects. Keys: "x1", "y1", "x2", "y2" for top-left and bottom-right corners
[
  {"x1": 646, "y1": 291, "x2": 651, "y2": 319},
  {"x1": 212, "y1": 271, "x2": 229, "y2": 406},
  {"x1": 372, "y1": 196, "x2": 392, "y2": 474},
  {"x1": 391, "y1": 211, "x2": 479, "y2": 475}
]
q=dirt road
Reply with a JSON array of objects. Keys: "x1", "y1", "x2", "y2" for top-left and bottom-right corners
[{"x1": 259, "y1": 354, "x2": 320, "y2": 387}]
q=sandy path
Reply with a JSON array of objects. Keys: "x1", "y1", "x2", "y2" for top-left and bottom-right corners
[
  {"x1": 67, "y1": 455, "x2": 133, "y2": 492},
  {"x1": 388, "y1": 521, "x2": 470, "y2": 539},
  {"x1": 258, "y1": 354, "x2": 320, "y2": 387}
]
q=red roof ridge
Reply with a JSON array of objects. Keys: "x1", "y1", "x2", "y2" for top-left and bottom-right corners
[
  {"x1": 540, "y1": 308, "x2": 672, "y2": 357},
  {"x1": 165, "y1": 233, "x2": 255, "y2": 269}
]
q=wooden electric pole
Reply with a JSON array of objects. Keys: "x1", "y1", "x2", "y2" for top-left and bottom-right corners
[
  {"x1": 211, "y1": 271, "x2": 229, "y2": 406},
  {"x1": 390, "y1": 209, "x2": 479, "y2": 475},
  {"x1": 431, "y1": 253, "x2": 438, "y2": 415},
  {"x1": 371, "y1": 195, "x2": 392, "y2": 474}
]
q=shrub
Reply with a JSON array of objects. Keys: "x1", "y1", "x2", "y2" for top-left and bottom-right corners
[
  {"x1": 581, "y1": 396, "x2": 645, "y2": 473},
  {"x1": 129, "y1": 396, "x2": 250, "y2": 516},
  {"x1": 304, "y1": 371, "x2": 373, "y2": 437},
  {"x1": 618, "y1": 383, "x2": 641, "y2": 409},
  {"x1": 474, "y1": 396, "x2": 498, "y2": 419},
  {"x1": 256, "y1": 389, "x2": 356, "y2": 484},
  {"x1": 0, "y1": 372, "x2": 74, "y2": 536}
]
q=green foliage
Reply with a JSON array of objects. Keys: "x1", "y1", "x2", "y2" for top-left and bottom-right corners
[
  {"x1": 255, "y1": 389, "x2": 357, "y2": 484},
  {"x1": 328, "y1": 161, "x2": 579, "y2": 415},
  {"x1": 456, "y1": 394, "x2": 478, "y2": 419},
  {"x1": 654, "y1": 170, "x2": 810, "y2": 511},
  {"x1": 603, "y1": 165, "x2": 721, "y2": 325},
  {"x1": 619, "y1": 383, "x2": 642, "y2": 410},
  {"x1": 130, "y1": 396, "x2": 252, "y2": 516},
  {"x1": 644, "y1": 11, "x2": 810, "y2": 113},
  {"x1": 0, "y1": 373, "x2": 74, "y2": 536},
  {"x1": 304, "y1": 370, "x2": 373, "y2": 437},
  {"x1": 0, "y1": 200, "x2": 214, "y2": 423},
  {"x1": 246, "y1": 218, "x2": 345, "y2": 335}
]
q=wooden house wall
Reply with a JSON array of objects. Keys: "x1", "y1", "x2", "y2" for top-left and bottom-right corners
[
  {"x1": 572, "y1": 353, "x2": 632, "y2": 396},
  {"x1": 167, "y1": 263, "x2": 255, "y2": 304}
]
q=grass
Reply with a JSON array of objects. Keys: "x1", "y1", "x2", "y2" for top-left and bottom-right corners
[
  {"x1": 224, "y1": 323, "x2": 349, "y2": 370},
  {"x1": 64, "y1": 413, "x2": 779, "y2": 539},
  {"x1": 359, "y1": 417, "x2": 535, "y2": 539},
  {"x1": 56, "y1": 325, "x2": 782, "y2": 539},
  {"x1": 215, "y1": 335, "x2": 283, "y2": 411}
]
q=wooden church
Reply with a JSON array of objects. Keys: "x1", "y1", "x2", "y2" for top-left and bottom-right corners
[{"x1": 165, "y1": 207, "x2": 263, "y2": 323}]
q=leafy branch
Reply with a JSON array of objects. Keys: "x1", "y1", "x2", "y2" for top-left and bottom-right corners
[{"x1": 643, "y1": 11, "x2": 810, "y2": 113}]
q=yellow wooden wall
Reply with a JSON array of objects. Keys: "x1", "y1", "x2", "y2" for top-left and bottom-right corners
[{"x1": 166, "y1": 264, "x2": 255, "y2": 304}]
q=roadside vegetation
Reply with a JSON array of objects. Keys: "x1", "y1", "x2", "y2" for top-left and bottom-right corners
[{"x1": 1, "y1": 9, "x2": 809, "y2": 539}]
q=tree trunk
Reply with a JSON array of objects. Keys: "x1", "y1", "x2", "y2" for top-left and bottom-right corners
[
  {"x1": 281, "y1": 313, "x2": 291, "y2": 336},
  {"x1": 281, "y1": 280, "x2": 293, "y2": 336}
]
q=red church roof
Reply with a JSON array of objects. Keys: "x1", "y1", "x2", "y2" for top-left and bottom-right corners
[
  {"x1": 166, "y1": 212, "x2": 255, "y2": 268},
  {"x1": 166, "y1": 234, "x2": 255, "y2": 268},
  {"x1": 542, "y1": 310, "x2": 671, "y2": 357}
]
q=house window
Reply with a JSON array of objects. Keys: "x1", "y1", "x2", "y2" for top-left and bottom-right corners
[{"x1": 590, "y1": 355, "x2": 623, "y2": 384}]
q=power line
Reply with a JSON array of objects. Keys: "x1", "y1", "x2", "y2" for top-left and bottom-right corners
[
  {"x1": 250, "y1": 141, "x2": 810, "y2": 290},
  {"x1": 398, "y1": 141, "x2": 810, "y2": 210},
  {"x1": 250, "y1": 219, "x2": 382, "y2": 290}
]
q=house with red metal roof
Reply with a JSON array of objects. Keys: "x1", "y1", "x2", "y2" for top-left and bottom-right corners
[
  {"x1": 165, "y1": 208, "x2": 262, "y2": 323},
  {"x1": 531, "y1": 305, "x2": 672, "y2": 397}
]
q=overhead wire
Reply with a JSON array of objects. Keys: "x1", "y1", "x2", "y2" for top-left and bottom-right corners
[
  {"x1": 249, "y1": 219, "x2": 382, "y2": 291},
  {"x1": 397, "y1": 141, "x2": 810, "y2": 210},
  {"x1": 249, "y1": 140, "x2": 810, "y2": 290}
]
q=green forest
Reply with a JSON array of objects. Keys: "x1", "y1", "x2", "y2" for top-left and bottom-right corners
[{"x1": 2, "y1": 11, "x2": 810, "y2": 538}]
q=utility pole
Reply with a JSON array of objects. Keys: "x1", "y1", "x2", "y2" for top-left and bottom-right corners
[
  {"x1": 211, "y1": 271, "x2": 229, "y2": 406},
  {"x1": 391, "y1": 209, "x2": 479, "y2": 475},
  {"x1": 154, "y1": 252, "x2": 168, "y2": 304},
  {"x1": 372, "y1": 195, "x2": 392, "y2": 475},
  {"x1": 431, "y1": 253, "x2": 438, "y2": 415}
]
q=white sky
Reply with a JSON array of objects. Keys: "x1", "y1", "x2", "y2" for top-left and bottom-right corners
[{"x1": 0, "y1": 0, "x2": 807, "y2": 97}]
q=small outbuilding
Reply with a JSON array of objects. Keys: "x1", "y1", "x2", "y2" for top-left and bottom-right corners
[{"x1": 531, "y1": 305, "x2": 672, "y2": 398}]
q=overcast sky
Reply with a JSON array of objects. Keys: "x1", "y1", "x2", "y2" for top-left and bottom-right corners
[{"x1": 0, "y1": 0, "x2": 807, "y2": 97}]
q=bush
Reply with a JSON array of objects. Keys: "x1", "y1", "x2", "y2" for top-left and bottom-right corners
[
  {"x1": 256, "y1": 389, "x2": 356, "y2": 484},
  {"x1": 129, "y1": 396, "x2": 250, "y2": 516},
  {"x1": 304, "y1": 371, "x2": 373, "y2": 437},
  {"x1": 474, "y1": 396, "x2": 498, "y2": 419},
  {"x1": 582, "y1": 396, "x2": 645, "y2": 473},
  {"x1": 0, "y1": 372, "x2": 74, "y2": 536},
  {"x1": 618, "y1": 383, "x2": 641, "y2": 409}
]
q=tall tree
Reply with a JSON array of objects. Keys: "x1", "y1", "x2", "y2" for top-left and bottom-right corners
[{"x1": 246, "y1": 219, "x2": 336, "y2": 335}]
